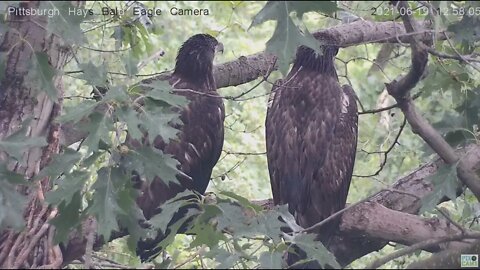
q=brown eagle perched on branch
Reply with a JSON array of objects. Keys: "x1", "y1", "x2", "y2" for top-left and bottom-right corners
[
  {"x1": 265, "y1": 40, "x2": 358, "y2": 267},
  {"x1": 134, "y1": 34, "x2": 225, "y2": 261}
]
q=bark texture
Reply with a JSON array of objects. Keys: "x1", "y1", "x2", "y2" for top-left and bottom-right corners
[{"x1": 0, "y1": 1, "x2": 75, "y2": 268}]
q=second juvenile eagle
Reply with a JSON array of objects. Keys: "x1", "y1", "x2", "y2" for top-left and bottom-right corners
[{"x1": 265, "y1": 39, "x2": 358, "y2": 267}]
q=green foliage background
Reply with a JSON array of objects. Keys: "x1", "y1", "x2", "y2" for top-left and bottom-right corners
[{"x1": 0, "y1": 1, "x2": 479, "y2": 269}]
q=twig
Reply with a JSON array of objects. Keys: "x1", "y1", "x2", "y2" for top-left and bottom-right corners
[
  {"x1": 222, "y1": 150, "x2": 266, "y2": 156},
  {"x1": 359, "y1": 92, "x2": 421, "y2": 115},
  {"x1": 435, "y1": 207, "x2": 466, "y2": 235},
  {"x1": 84, "y1": 217, "x2": 97, "y2": 269},
  {"x1": 426, "y1": 47, "x2": 480, "y2": 64},
  {"x1": 354, "y1": 116, "x2": 406, "y2": 178},
  {"x1": 174, "y1": 245, "x2": 206, "y2": 269}
]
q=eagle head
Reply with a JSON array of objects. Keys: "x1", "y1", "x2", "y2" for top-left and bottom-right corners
[
  {"x1": 293, "y1": 39, "x2": 339, "y2": 76},
  {"x1": 174, "y1": 34, "x2": 223, "y2": 83}
]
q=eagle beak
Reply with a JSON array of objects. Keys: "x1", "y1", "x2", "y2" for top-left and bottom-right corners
[{"x1": 215, "y1": 42, "x2": 224, "y2": 54}]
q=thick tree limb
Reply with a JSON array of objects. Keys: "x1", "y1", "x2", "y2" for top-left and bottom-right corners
[
  {"x1": 60, "y1": 19, "x2": 446, "y2": 147},
  {"x1": 60, "y1": 18, "x2": 478, "y2": 266},
  {"x1": 340, "y1": 202, "x2": 474, "y2": 252},
  {"x1": 311, "y1": 144, "x2": 479, "y2": 266},
  {"x1": 199, "y1": 20, "x2": 443, "y2": 89},
  {"x1": 59, "y1": 144, "x2": 480, "y2": 266}
]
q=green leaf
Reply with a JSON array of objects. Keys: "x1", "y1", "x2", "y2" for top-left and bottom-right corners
[
  {"x1": 0, "y1": 182, "x2": 26, "y2": 231},
  {"x1": 189, "y1": 222, "x2": 226, "y2": 248},
  {"x1": 0, "y1": 161, "x2": 27, "y2": 230},
  {"x1": 87, "y1": 167, "x2": 128, "y2": 240},
  {"x1": 111, "y1": 26, "x2": 125, "y2": 50},
  {"x1": 103, "y1": 86, "x2": 130, "y2": 103},
  {"x1": 250, "y1": 1, "x2": 339, "y2": 27},
  {"x1": 116, "y1": 106, "x2": 143, "y2": 141},
  {"x1": 254, "y1": 210, "x2": 288, "y2": 243},
  {"x1": 142, "y1": 98, "x2": 183, "y2": 143},
  {"x1": 43, "y1": 1, "x2": 86, "y2": 45},
  {"x1": 78, "y1": 62, "x2": 108, "y2": 87},
  {"x1": 49, "y1": 192, "x2": 83, "y2": 244},
  {"x1": 249, "y1": 2, "x2": 337, "y2": 74},
  {"x1": 259, "y1": 251, "x2": 283, "y2": 269},
  {"x1": 447, "y1": 15, "x2": 480, "y2": 45},
  {"x1": 116, "y1": 184, "x2": 147, "y2": 252},
  {"x1": 58, "y1": 100, "x2": 99, "y2": 123},
  {"x1": 26, "y1": 52, "x2": 57, "y2": 101},
  {"x1": 149, "y1": 191, "x2": 195, "y2": 235},
  {"x1": 420, "y1": 164, "x2": 460, "y2": 213},
  {"x1": 45, "y1": 170, "x2": 90, "y2": 205},
  {"x1": 36, "y1": 148, "x2": 82, "y2": 181},
  {"x1": 0, "y1": 122, "x2": 47, "y2": 162},
  {"x1": 82, "y1": 151, "x2": 105, "y2": 168},
  {"x1": 286, "y1": 233, "x2": 340, "y2": 269},
  {"x1": 206, "y1": 247, "x2": 241, "y2": 269},
  {"x1": 219, "y1": 191, "x2": 263, "y2": 212},
  {"x1": 148, "y1": 211, "x2": 195, "y2": 260},
  {"x1": 79, "y1": 112, "x2": 112, "y2": 152},
  {"x1": 0, "y1": 163, "x2": 28, "y2": 185},
  {"x1": 124, "y1": 53, "x2": 139, "y2": 77},
  {"x1": 216, "y1": 202, "x2": 252, "y2": 236},
  {"x1": 122, "y1": 146, "x2": 181, "y2": 185},
  {"x1": 276, "y1": 205, "x2": 304, "y2": 232},
  {"x1": 142, "y1": 81, "x2": 189, "y2": 108}
]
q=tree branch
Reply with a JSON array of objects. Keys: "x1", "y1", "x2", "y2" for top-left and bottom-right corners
[
  {"x1": 368, "y1": 232, "x2": 480, "y2": 269},
  {"x1": 60, "y1": 144, "x2": 480, "y2": 266},
  {"x1": 59, "y1": 18, "x2": 475, "y2": 266},
  {"x1": 406, "y1": 240, "x2": 480, "y2": 269},
  {"x1": 385, "y1": 1, "x2": 480, "y2": 201},
  {"x1": 60, "y1": 19, "x2": 446, "y2": 147},
  {"x1": 322, "y1": 144, "x2": 480, "y2": 266}
]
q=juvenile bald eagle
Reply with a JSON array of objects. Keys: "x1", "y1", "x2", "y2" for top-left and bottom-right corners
[
  {"x1": 133, "y1": 34, "x2": 225, "y2": 261},
  {"x1": 265, "y1": 42, "x2": 358, "y2": 267}
]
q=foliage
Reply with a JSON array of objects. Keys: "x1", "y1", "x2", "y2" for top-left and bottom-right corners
[{"x1": 0, "y1": 0, "x2": 479, "y2": 269}]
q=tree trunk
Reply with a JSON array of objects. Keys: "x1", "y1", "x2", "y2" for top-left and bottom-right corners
[{"x1": 0, "y1": 1, "x2": 74, "y2": 268}]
